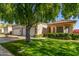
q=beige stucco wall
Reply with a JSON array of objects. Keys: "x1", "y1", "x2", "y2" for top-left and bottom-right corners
[
  {"x1": 23, "y1": 28, "x2": 26, "y2": 36},
  {"x1": 4, "y1": 26, "x2": 12, "y2": 34},
  {"x1": 37, "y1": 23, "x2": 47, "y2": 35},
  {"x1": 1, "y1": 28, "x2": 4, "y2": 33},
  {"x1": 8, "y1": 26, "x2": 12, "y2": 33}
]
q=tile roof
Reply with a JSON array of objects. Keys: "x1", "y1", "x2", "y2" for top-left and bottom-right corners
[{"x1": 48, "y1": 20, "x2": 77, "y2": 25}]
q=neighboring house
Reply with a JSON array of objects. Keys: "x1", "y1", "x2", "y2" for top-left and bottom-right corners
[
  {"x1": 73, "y1": 29, "x2": 79, "y2": 34},
  {"x1": 48, "y1": 20, "x2": 76, "y2": 33}
]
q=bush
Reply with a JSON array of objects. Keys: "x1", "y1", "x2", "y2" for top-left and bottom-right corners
[
  {"x1": 47, "y1": 33, "x2": 79, "y2": 40},
  {"x1": 71, "y1": 34, "x2": 79, "y2": 40},
  {"x1": 64, "y1": 35, "x2": 72, "y2": 40}
]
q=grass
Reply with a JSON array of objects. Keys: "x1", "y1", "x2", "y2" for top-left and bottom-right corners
[{"x1": 1, "y1": 38, "x2": 79, "y2": 56}]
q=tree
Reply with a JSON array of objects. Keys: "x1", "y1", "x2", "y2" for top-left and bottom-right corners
[
  {"x1": 0, "y1": 3, "x2": 60, "y2": 42},
  {"x1": 62, "y1": 3, "x2": 79, "y2": 19},
  {"x1": 0, "y1": 3, "x2": 79, "y2": 42}
]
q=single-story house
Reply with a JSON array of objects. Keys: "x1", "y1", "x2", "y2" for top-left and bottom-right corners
[
  {"x1": 0, "y1": 20, "x2": 77, "y2": 36},
  {"x1": 48, "y1": 20, "x2": 76, "y2": 33}
]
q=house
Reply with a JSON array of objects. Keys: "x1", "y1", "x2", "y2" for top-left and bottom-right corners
[
  {"x1": 11, "y1": 20, "x2": 77, "y2": 36},
  {"x1": 0, "y1": 20, "x2": 77, "y2": 36},
  {"x1": 48, "y1": 20, "x2": 76, "y2": 33}
]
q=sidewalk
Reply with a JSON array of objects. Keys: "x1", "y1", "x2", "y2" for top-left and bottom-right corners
[{"x1": 0, "y1": 45, "x2": 13, "y2": 56}]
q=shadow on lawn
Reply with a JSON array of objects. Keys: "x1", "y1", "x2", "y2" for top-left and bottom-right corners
[{"x1": 1, "y1": 39, "x2": 79, "y2": 56}]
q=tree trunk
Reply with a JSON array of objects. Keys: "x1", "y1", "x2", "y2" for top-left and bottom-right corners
[{"x1": 25, "y1": 27, "x2": 31, "y2": 42}]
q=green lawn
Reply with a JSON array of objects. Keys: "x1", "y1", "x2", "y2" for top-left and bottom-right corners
[{"x1": 1, "y1": 39, "x2": 79, "y2": 56}]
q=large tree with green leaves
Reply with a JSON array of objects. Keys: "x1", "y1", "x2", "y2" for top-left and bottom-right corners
[
  {"x1": 62, "y1": 3, "x2": 79, "y2": 19},
  {"x1": 0, "y1": 3, "x2": 79, "y2": 42},
  {"x1": 0, "y1": 3, "x2": 60, "y2": 42}
]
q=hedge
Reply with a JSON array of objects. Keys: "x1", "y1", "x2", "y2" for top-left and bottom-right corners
[{"x1": 47, "y1": 33, "x2": 79, "y2": 40}]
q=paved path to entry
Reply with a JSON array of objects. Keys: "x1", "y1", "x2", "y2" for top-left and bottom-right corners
[
  {"x1": 0, "y1": 34, "x2": 19, "y2": 56},
  {"x1": 0, "y1": 45, "x2": 13, "y2": 56},
  {"x1": 0, "y1": 37, "x2": 18, "y2": 56}
]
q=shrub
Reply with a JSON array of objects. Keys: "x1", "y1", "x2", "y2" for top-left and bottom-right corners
[
  {"x1": 71, "y1": 34, "x2": 79, "y2": 40},
  {"x1": 47, "y1": 33, "x2": 79, "y2": 40},
  {"x1": 64, "y1": 35, "x2": 72, "y2": 40}
]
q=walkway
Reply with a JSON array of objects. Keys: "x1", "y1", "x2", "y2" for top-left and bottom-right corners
[
  {"x1": 0, "y1": 34, "x2": 19, "y2": 56},
  {"x1": 0, "y1": 45, "x2": 13, "y2": 56}
]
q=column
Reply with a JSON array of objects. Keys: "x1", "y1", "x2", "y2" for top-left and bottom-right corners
[
  {"x1": 55, "y1": 26, "x2": 57, "y2": 33},
  {"x1": 51, "y1": 27, "x2": 53, "y2": 33},
  {"x1": 63, "y1": 26, "x2": 65, "y2": 33},
  {"x1": 69, "y1": 26, "x2": 73, "y2": 33}
]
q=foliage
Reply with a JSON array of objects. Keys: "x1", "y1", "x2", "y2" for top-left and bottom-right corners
[
  {"x1": 0, "y1": 3, "x2": 60, "y2": 41},
  {"x1": 1, "y1": 39, "x2": 79, "y2": 56},
  {"x1": 47, "y1": 33, "x2": 79, "y2": 40},
  {"x1": 0, "y1": 3, "x2": 60, "y2": 26},
  {"x1": 0, "y1": 3, "x2": 79, "y2": 41},
  {"x1": 71, "y1": 34, "x2": 79, "y2": 40},
  {"x1": 62, "y1": 3, "x2": 79, "y2": 19}
]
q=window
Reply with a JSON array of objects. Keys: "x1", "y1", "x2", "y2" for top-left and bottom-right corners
[{"x1": 57, "y1": 27, "x2": 63, "y2": 33}]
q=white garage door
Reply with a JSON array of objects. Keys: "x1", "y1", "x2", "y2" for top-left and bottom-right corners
[{"x1": 12, "y1": 29, "x2": 22, "y2": 35}]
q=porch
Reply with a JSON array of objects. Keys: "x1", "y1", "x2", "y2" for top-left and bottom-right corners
[{"x1": 48, "y1": 20, "x2": 76, "y2": 33}]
